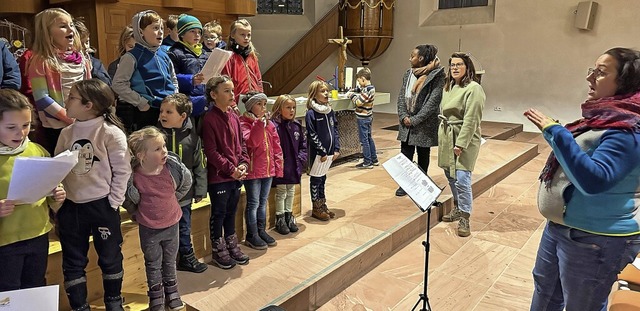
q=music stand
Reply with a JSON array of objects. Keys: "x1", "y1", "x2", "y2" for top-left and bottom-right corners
[{"x1": 410, "y1": 198, "x2": 442, "y2": 311}]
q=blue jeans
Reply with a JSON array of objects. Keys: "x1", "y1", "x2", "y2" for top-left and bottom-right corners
[
  {"x1": 530, "y1": 221, "x2": 640, "y2": 311},
  {"x1": 357, "y1": 116, "x2": 378, "y2": 165},
  {"x1": 443, "y1": 169, "x2": 473, "y2": 213},
  {"x1": 244, "y1": 177, "x2": 273, "y2": 225},
  {"x1": 178, "y1": 203, "x2": 192, "y2": 254}
]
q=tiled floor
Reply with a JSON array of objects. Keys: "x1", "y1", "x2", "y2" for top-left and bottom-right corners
[{"x1": 319, "y1": 129, "x2": 551, "y2": 311}]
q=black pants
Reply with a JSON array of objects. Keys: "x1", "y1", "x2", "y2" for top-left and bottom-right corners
[
  {"x1": 0, "y1": 234, "x2": 49, "y2": 291},
  {"x1": 401, "y1": 141, "x2": 431, "y2": 174},
  {"x1": 115, "y1": 102, "x2": 160, "y2": 134},
  {"x1": 37, "y1": 127, "x2": 62, "y2": 155},
  {"x1": 208, "y1": 181, "x2": 242, "y2": 240},
  {"x1": 310, "y1": 175, "x2": 327, "y2": 201},
  {"x1": 58, "y1": 197, "x2": 124, "y2": 307}
]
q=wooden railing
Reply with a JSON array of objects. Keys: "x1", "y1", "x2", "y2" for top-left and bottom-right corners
[{"x1": 262, "y1": 4, "x2": 339, "y2": 96}]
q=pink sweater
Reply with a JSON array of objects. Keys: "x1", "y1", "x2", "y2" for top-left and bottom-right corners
[{"x1": 133, "y1": 166, "x2": 182, "y2": 229}]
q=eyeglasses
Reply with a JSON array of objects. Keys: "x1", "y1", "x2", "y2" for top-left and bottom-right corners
[
  {"x1": 450, "y1": 62, "x2": 465, "y2": 68},
  {"x1": 68, "y1": 96, "x2": 83, "y2": 102},
  {"x1": 587, "y1": 67, "x2": 607, "y2": 78},
  {"x1": 204, "y1": 36, "x2": 219, "y2": 41}
]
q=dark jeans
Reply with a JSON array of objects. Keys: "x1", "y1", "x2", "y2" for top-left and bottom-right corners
[
  {"x1": 310, "y1": 175, "x2": 326, "y2": 201},
  {"x1": 357, "y1": 116, "x2": 378, "y2": 165},
  {"x1": 115, "y1": 103, "x2": 160, "y2": 134},
  {"x1": 244, "y1": 177, "x2": 273, "y2": 225},
  {"x1": 400, "y1": 141, "x2": 431, "y2": 174},
  {"x1": 0, "y1": 234, "x2": 49, "y2": 291},
  {"x1": 208, "y1": 181, "x2": 242, "y2": 240},
  {"x1": 178, "y1": 203, "x2": 193, "y2": 254},
  {"x1": 57, "y1": 198, "x2": 124, "y2": 297}
]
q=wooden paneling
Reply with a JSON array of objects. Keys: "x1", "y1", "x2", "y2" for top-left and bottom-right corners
[
  {"x1": 262, "y1": 4, "x2": 340, "y2": 96},
  {"x1": 0, "y1": 0, "x2": 46, "y2": 14},
  {"x1": 162, "y1": 0, "x2": 193, "y2": 9},
  {"x1": 225, "y1": 0, "x2": 256, "y2": 16}
]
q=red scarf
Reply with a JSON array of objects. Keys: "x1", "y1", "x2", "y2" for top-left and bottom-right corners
[{"x1": 540, "y1": 91, "x2": 640, "y2": 187}]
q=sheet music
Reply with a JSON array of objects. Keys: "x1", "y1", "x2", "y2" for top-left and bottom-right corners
[
  {"x1": 200, "y1": 48, "x2": 233, "y2": 84},
  {"x1": 309, "y1": 155, "x2": 333, "y2": 177},
  {"x1": 0, "y1": 285, "x2": 59, "y2": 311},
  {"x1": 7, "y1": 150, "x2": 78, "y2": 204},
  {"x1": 382, "y1": 153, "x2": 443, "y2": 211}
]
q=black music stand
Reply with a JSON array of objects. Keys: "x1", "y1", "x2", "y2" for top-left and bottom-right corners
[{"x1": 410, "y1": 199, "x2": 443, "y2": 311}]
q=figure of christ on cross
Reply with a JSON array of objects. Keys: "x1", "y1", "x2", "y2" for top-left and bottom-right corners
[{"x1": 328, "y1": 26, "x2": 352, "y2": 91}]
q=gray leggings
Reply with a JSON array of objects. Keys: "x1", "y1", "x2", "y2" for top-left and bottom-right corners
[{"x1": 139, "y1": 223, "x2": 179, "y2": 287}]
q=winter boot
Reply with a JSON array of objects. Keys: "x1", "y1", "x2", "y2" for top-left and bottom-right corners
[
  {"x1": 258, "y1": 219, "x2": 277, "y2": 246},
  {"x1": 212, "y1": 237, "x2": 236, "y2": 269},
  {"x1": 164, "y1": 280, "x2": 185, "y2": 311},
  {"x1": 275, "y1": 214, "x2": 290, "y2": 235},
  {"x1": 102, "y1": 273, "x2": 124, "y2": 311},
  {"x1": 177, "y1": 249, "x2": 208, "y2": 273},
  {"x1": 65, "y1": 277, "x2": 90, "y2": 311},
  {"x1": 457, "y1": 212, "x2": 471, "y2": 237},
  {"x1": 147, "y1": 284, "x2": 164, "y2": 311},
  {"x1": 225, "y1": 233, "x2": 249, "y2": 265},
  {"x1": 320, "y1": 198, "x2": 335, "y2": 218},
  {"x1": 312, "y1": 200, "x2": 330, "y2": 221},
  {"x1": 104, "y1": 296, "x2": 124, "y2": 311},
  {"x1": 285, "y1": 212, "x2": 299, "y2": 232},
  {"x1": 442, "y1": 207, "x2": 463, "y2": 222},
  {"x1": 245, "y1": 222, "x2": 268, "y2": 250}
]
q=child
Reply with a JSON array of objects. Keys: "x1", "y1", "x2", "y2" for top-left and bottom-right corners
[
  {"x1": 107, "y1": 25, "x2": 135, "y2": 79},
  {"x1": 161, "y1": 15, "x2": 179, "y2": 53},
  {"x1": 167, "y1": 14, "x2": 208, "y2": 118},
  {"x1": 158, "y1": 93, "x2": 208, "y2": 273},
  {"x1": 54, "y1": 79, "x2": 131, "y2": 311},
  {"x1": 0, "y1": 42, "x2": 20, "y2": 90},
  {"x1": 74, "y1": 18, "x2": 112, "y2": 86},
  {"x1": 124, "y1": 127, "x2": 191, "y2": 311},
  {"x1": 222, "y1": 19, "x2": 263, "y2": 111},
  {"x1": 202, "y1": 75, "x2": 250, "y2": 269},
  {"x1": 347, "y1": 67, "x2": 378, "y2": 169},
  {"x1": 28, "y1": 8, "x2": 91, "y2": 154},
  {"x1": 108, "y1": 25, "x2": 137, "y2": 133},
  {"x1": 112, "y1": 10, "x2": 179, "y2": 131},
  {"x1": 240, "y1": 92, "x2": 283, "y2": 249},
  {"x1": 202, "y1": 20, "x2": 226, "y2": 51},
  {"x1": 305, "y1": 81, "x2": 340, "y2": 221},
  {"x1": 0, "y1": 89, "x2": 65, "y2": 292},
  {"x1": 271, "y1": 94, "x2": 307, "y2": 234}
]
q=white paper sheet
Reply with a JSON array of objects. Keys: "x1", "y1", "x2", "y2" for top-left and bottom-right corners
[
  {"x1": 382, "y1": 153, "x2": 443, "y2": 211},
  {"x1": 0, "y1": 285, "x2": 59, "y2": 311},
  {"x1": 309, "y1": 155, "x2": 333, "y2": 177},
  {"x1": 7, "y1": 150, "x2": 78, "y2": 204},
  {"x1": 200, "y1": 48, "x2": 233, "y2": 84}
]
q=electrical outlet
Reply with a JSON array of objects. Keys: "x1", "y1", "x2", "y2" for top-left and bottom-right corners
[{"x1": 494, "y1": 106, "x2": 503, "y2": 112}]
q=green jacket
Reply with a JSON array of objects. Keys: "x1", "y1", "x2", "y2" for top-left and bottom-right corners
[{"x1": 437, "y1": 81, "x2": 485, "y2": 175}]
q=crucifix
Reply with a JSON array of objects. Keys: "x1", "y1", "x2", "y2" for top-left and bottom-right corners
[{"x1": 328, "y1": 26, "x2": 352, "y2": 91}]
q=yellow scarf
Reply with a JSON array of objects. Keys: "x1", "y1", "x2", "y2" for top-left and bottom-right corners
[{"x1": 179, "y1": 41, "x2": 203, "y2": 56}]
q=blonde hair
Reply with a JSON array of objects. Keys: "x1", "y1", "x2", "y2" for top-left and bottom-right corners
[
  {"x1": 128, "y1": 126, "x2": 166, "y2": 167},
  {"x1": 228, "y1": 19, "x2": 258, "y2": 59},
  {"x1": 271, "y1": 94, "x2": 295, "y2": 120},
  {"x1": 117, "y1": 25, "x2": 134, "y2": 56},
  {"x1": 306, "y1": 81, "x2": 329, "y2": 110},
  {"x1": 31, "y1": 8, "x2": 83, "y2": 71},
  {"x1": 203, "y1": 20, "x2": 222, "y2": 36}
]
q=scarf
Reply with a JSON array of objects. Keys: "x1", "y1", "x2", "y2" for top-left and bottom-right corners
[
  {"x1": 0, "y1": 137, "x2": 30, "y2": 155},
  {"x1": 58, "y1": 50, "x2": 83, "y2": 64},
  {"x1": 310, "y1": 99, "x2": 332, "y2": 114},
  {"x1": 179, "y1": 41, "x2": 203, "y2": 57},
  {"x1": 407, "y1": 65, "x2": 434, "y2": 113},
  {"x1": 539, "y1": 91, "x2": 640, "y2": 187},
  {"x1": 230, "y1": 39, "x2": 251, "y2": 59}
]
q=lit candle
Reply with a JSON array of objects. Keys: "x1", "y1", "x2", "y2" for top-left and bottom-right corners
[{"x1": 345, "y1": 67, "x2": 354, "y2": 90}]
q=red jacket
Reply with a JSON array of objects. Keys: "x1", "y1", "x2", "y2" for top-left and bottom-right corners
[
  {"x1": 222, "y1": 53, "x2": 263, "y2": 106},
  {"x1": 240, "y1": 113, "x2": 283, "y2": 180},
  {"x1": 202, "y1": 104, "x2": 249, "y2": 184}
]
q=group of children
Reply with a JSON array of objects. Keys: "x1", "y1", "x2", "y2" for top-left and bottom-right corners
[{"x1": 0, "y1": 6, "x2": 379, "y2": 311}]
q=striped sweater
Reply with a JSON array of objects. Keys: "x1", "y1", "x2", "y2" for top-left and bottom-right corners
[{"x1": 350, "y1": 84, "x2": 375, "y2": 117}]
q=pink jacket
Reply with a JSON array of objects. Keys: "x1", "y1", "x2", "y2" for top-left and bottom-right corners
[{"x1": 240, "y1": 113, "x2": 283, "y2": 180}]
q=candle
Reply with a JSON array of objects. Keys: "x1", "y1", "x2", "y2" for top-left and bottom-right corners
[{"x1": 345, "y1": 67, "x2": 354, "y2": 90}]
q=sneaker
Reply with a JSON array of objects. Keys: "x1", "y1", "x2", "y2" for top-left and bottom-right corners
[
  {"x1": 372, "y1": 160, "x2": 380, "y2": 166},
  {"x1": 395, "y1": 187, "x2": 407, "y2": 196},
  {"x1": 442, "y1": 208, "x2": 463, "y2": 222},
  {"x1": 457, "y1": 214, "x2": 471, "y2": 237},
  {"x1": 355, "y1": 162, "x2": 373, "y2": 169}
]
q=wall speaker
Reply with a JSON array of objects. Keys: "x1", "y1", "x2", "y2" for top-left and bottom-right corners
[{"x1": 575, "y1": 1, "x2": 598, "y2": 30}]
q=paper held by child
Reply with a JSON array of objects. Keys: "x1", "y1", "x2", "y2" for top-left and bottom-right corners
[
  {"x1": 309, "y1": 155, "x2": 334, "y2": 177},
  {"x1": 0, "y1": 285, "x2": 59, "y2": 311},
  {"x1": 383, "y1": 153, "x2": 443, "y2": 212},
  {"x1": 200, "y1": 48, "x2": 233, "y2": 84},
  {"x1": 7, "y1": 150, "x2": 78, "y2": 204}
]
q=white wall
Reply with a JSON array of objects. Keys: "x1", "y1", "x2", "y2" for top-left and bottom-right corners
[{"x1": 252, "y1": 0, "x2": 640, "y2": 132}]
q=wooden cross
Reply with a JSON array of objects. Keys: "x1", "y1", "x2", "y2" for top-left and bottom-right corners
[{"x1": 328, "y1": 26, "x2": 352, "y2": 91}]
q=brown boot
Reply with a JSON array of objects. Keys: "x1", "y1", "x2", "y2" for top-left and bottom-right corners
[
  {"x1": 457, "y1": 212, "x2": 471, "y2": 237},
  {"x1": 312, "y1": 200, "x2": 330, "y2": 221},
  {"x1": 320, "y1": 198, "x2": 335, "y2": 218}
]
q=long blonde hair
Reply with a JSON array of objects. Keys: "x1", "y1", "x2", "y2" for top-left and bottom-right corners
[
  {"x1": 128, "y1": 126, "x2": 166, "y2": 168},
  {"x1": 306, "y1": 81, "x2": 329, "y2": 110},
  {"x1": 271, "y1": 94, "x2": 295, "y2": 120},
  {"x1": 31, "y1": 8, "x2": 83, "y2": 71},
  {"x1": 228, "y1": 19, "x2": 258, "y2": 60}
]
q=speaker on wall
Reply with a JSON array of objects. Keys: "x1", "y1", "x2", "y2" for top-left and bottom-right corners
[{"x1": 575, "y1": 1, "x2": 598, "y2": 30}]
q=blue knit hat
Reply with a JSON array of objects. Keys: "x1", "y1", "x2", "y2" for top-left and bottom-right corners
[{"x1": 177, "y1": 14, "x2": 202, "y2": 37}]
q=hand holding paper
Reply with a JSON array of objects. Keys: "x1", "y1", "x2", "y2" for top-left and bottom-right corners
[{"x1": 0, "y1": 199, "x2": 16, "y2": 217}]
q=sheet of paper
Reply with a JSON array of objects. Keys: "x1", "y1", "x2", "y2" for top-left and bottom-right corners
[
  {"x1": 309, "y1": 155, "x2": 333, "y2": 177},
  {"x1": 0, "y1": 285, "x2": 59, "y2": 311},
  {"x1": 200, "y1": 48, "x2": 233, "y2": 84},
  {"x1": 632, "y1": 257, "x2": 640, "y2": 270},
  {"x1": 7, "y1": 150, "x2": 78, "y2": 204},
  {"x1": 382, "y1": 153, "x2": 444, "y2": 211}
]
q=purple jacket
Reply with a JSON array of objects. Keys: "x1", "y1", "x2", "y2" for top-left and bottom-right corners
[{"x1": 272, "y1": 116, "x2": 307, "y2": 185}]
